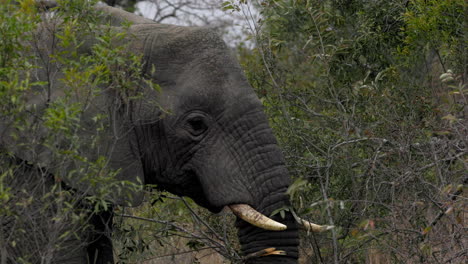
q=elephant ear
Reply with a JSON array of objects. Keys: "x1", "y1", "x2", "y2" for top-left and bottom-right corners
[{"x1": 0, "y1": 17, "x2": 149, "y2": 207}]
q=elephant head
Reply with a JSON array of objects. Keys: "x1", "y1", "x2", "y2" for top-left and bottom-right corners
[
  {"x1": 0, "y1": 5, "x2": 330, "y2": 263},
  {"x1": 117, "y1": 16, "x2": 301, "y2": 263}
]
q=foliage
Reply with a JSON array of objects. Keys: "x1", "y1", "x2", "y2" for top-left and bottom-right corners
[
  {"x1": 0, "y1": 0, "x2": 150, "y2": 262},
  {"x1": 400, "y1": 0, "x2": 466, "y2": 71},
  {"x1": 113, "y1": 192, "x2": 241, "y2": 263},
  {"x1": 237, "y1": 0, "x2": 466, "y2": 263}
]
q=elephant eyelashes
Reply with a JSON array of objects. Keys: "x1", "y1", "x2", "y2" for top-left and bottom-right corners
[{"x1": 186, "y1": 116, "x2": 208, "y2": 137}]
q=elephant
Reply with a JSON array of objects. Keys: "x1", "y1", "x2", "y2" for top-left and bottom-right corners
[{"x1": 0, "y1": 4, "x2": 330, "y2": 264}]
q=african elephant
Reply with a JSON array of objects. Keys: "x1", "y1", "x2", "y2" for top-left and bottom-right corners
[{"x1": 0, "y1": 4, "x2": 329, "y2": 264}]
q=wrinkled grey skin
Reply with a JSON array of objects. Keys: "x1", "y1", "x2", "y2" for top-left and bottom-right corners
[{"x1": 0, "y1": 6, "x2": 299, "y2": 264}]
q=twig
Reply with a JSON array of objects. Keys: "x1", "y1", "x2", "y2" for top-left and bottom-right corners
[
  {"x1": 422, "y1": 177, "x2": 467, "y2": 236},
  {"x1": 181, "y1": 198, "x2": 223, "y2": 242},
  {"x1": 244, "y1": 247, "x2": 286, "y2": 260},
  {"x1": 140, "y1": 247, "x2": 222, "y2": 261}
]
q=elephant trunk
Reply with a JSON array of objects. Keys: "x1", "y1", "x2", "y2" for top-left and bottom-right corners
[
  {"x1": 213, "y1": 106, "x2": 300, "y2": 263},
  {"x1": 235, "y1": 185, "x2": 299, "y2": 264}
]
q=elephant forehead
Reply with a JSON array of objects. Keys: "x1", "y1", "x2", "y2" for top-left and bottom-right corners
[
  {"x1": 130, "y1": 24, "x2": 258, "y2": 116},
  {"x1": 134, "y1": 23, "x2": 227, "y2": 56},
  {"x1": 174, "y1": 64, "x2": 252, "y2": 104},
  {"x1": 131, "y1": 24, "x2": 229, "y2": 72}
]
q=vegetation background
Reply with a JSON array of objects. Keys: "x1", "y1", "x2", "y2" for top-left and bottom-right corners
[{"x1": 1, "y1": 0, "x2": 466, "y2": 263}]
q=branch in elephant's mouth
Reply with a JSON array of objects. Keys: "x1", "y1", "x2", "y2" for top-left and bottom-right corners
[
  {"x1": 244, "y1": 247, "x2": 287, "y2": 260},
  {"x1": 228, "y1": 204, "x2": 287, "y2": 231}
]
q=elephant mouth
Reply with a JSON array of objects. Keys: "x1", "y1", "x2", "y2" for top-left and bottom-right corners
[
  {"x1": 178, "y1": 173, "x2": 287, "y2": 230},
  {"x1": 158, "y1": 169, "x2": 226, "y2": 212},
  {"x1": 179, "y1": 171, "x2": 331, "y2": 232},
  {"x1": 174, "y1": 168, "x2": 332, "y2": 233}
]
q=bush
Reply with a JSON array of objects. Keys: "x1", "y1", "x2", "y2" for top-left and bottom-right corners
[
  {"x1": 0, "y1": 1, "x2": 147, "y2": 262},
  {"x1": 237, "y1": 0, "x2": 466, "y2": 262}
]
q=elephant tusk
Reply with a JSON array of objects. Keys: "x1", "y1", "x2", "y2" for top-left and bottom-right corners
[
  {"x1": 229, "y1": 204, "x2": 287, "y2": 231},
  {"x1": 297, "y1": 218, "x2": 334, "y2": 232},
  {"x1": 291, "y1": 210, "x2": 334, "y2": 232}
]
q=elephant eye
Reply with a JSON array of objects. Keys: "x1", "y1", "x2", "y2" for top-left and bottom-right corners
[{"x1": 186, "y1": 116, "x2": 208, "y2": 137}]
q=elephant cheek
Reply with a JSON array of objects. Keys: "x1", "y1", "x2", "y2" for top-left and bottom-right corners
[
  {"x1": 193, "y1": 154, "x2": 254, "y2": 209},
  {"x1": 188, "y1": 131, "x2": 291, "y2": 211}
]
